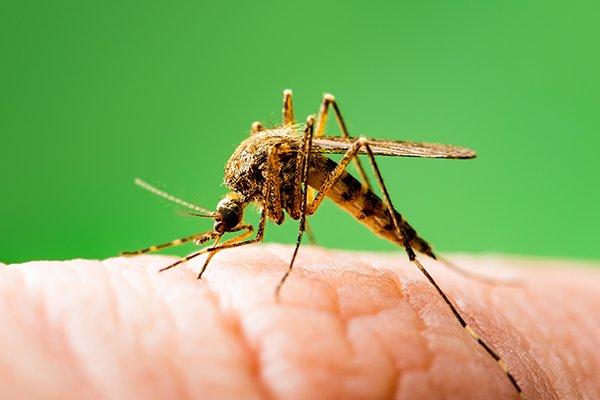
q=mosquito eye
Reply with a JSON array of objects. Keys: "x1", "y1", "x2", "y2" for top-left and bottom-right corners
[{"x1": 217, "y1": 206, "x2": 241, "y2": 231}]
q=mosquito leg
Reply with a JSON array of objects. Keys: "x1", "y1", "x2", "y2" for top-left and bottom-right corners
[
  {"x1": 291, "y1": 115, "x2": 316, "y2": 218},
  {"x1": 282, "y1": 89, "x2": 295, "y2": 125},
  {"x1": 159, "y1": 218, "x2": 265, "y2": 273},
  {"x1": 360, "y1": 143, "x2": 525, "y2": 398},
  {"x1": 306, "y1": 138, "x2": 367, "y2": 215},
  {"x1": 267, "y1": 143, "x2": 285, "y2": 224},
  {"x1": 275, "y1": 116, "x2": 315, "y2": 300},
  {"x1": 197, "y1": 224, "x2": 254, "y2": 279},
  {"x1": 120, "y1": 231, "x2": 218, "y2": 256},
  {"x1": 303, "y1": 138, "x2": 524, "y2": 396},
  {"x1": 314, "y1": 93, "x2": 372, "y2": 191},
  {"x1": 159, "y1": 139, "x2": 281, "y2": 274}
]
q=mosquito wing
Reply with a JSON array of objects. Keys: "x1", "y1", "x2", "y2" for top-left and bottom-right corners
[{"x1": 312, "y1": 136, "x2": 476, "y2": 159}]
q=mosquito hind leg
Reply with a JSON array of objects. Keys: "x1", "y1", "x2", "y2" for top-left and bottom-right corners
[
  {"x1": 359, "y1": 142, "x2": 525, "y2": 398},
  {"x1": 305, "y1": 93, "x2": 373, "y2": 230},
  {"x1": 314, "y1": 93, "x2": 372, "y2": 191},
  {"x1": 303, "y1": 138, "x2": 524, "y2": 397}
]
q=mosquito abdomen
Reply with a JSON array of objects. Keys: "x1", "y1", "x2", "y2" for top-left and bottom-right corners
[{"x1": 308, "y1": 156, "x2": 436, "y2": 258}]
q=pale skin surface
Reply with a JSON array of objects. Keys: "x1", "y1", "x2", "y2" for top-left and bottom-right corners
[{"x1": 1, "y1": 244, "x2": 600, "y2": 400}]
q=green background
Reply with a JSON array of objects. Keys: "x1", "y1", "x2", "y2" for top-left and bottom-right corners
[{"x1": 2, "y1": 1, "x2": 599, "y2": 263}]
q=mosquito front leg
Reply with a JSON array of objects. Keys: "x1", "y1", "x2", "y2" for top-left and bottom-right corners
[
  {"x1": 197, "y1": 224, "x2": 254, "y2": 279},
  {"x1": 159, "y1": 216, "x2": 266, "y2": 274},
  {"x1": 159, "y1": 140, "x2": 283, "y2": 275},
  {"x1": 275, "y1": 115, "x2": 314, "y2": 299},
  {"x1": 121, "y1": 231, "x2": 219, "y2": 256}
]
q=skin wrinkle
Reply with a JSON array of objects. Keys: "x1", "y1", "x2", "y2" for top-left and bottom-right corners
[
  {"x1": 56, "y1": 264, "x2": 107, "y2": 400},
  {"x1": 361, "y1": 255, "x2": 495, "y2": 399},
  {"x1": 298, "y1": 265, "x2": 399, "y2": 398},
  {"x1": 508, "y1": 298, "x2": 557, "y2": 399},
  {"x1": 401, "y1": 282, "x2": 464, "y2": 399},
  {"x1": 333, "y1": 274, "x2": 395, "y2": 399},
  {"x1": 154, "y1": 265, "x2": 266, "y2": 400},
  {"x1": 184, "y1": 250, "x2": 280, "y2": 400},
  {"x1": 233, "y1": 248, "x2": 506, "y2": 398},
  {"x1": 37, "y1": 264, "x2": 83, "y2": 394},
  {"x1": 398, "y1": 268, "x2": 515, "y2": 400},
  {"x1": 487, "y1": 284, "x2": 557, "y2": 399},
  {"x1": 118, "y1": 262, "x2": 191, "y2": 400},
  {"x1": 3, "y1": 246, "x2": 600, "y2": 399},
  {"x1": 208, "y1": 289, "x2": 274, "y2": 400},
  {"x1": 513, "y1": 285, "x2": 577, "y2": 399},
  {"x1": 68, "y1": 261, "x2": 139, "y2": 399},
  {"x1": 13, "y1": 262, "x2": 106, "y2": 399},
  {"x1": 262, "y1": 249, "x2": 430, "y2": 399},
  {"x1": 212, "y1": 247, "x2": 390, "y2": 399},
  {"x1": 0, "y1": 271, "x2": 22, "y2": 392},
  {"x1": 426, "y1": 258, "x2": 537, "y2": 398},
  {"x1": 333, "y1": 265, "x2": 427, "y2": 399},
  {"x1": 389, "y1": 281, "x2": 436, "y2": 398},
  {"x1": 99, "y1": 263, "x2": 140, "y2": 399}
]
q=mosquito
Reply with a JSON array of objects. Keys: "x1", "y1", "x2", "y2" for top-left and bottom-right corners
[{"x1": 122, "y1": 90, "x2": 524, "y2": 398}]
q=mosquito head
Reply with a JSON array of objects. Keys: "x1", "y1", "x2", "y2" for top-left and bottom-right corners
[{"x1": 214, "y1": 193, "x2": 246, "y2": 233}]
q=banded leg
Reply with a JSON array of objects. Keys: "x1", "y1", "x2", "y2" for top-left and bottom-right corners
[
  {"x1": 158, "y1": 139, "x2": 284, "y2": 275},
  {"x1": 121, "y1": 231, "x2": 219, "y2": 255},
  {"x1": 307, "y1": 137, "x2": 524, "y2": 397},
  {"x1": 193, "y1": 138, "x2": 288, "y2": 277},
  {"x1": 275, "y1": 115, "x2": 315, "y2": 299},
  {"x1": 158, "y1": 216, "x2": 266, "y2": 273},
  {"x1": 197, "y1": 224, "x2": 254, "y2": 279}
]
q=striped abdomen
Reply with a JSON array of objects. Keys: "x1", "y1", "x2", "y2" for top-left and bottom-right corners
[{"x1": 308, "y1": 156, "x2": 436, "y2": 258}]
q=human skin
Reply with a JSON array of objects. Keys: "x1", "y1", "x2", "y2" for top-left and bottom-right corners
[{"x1": 1, "y1": 244, "x2": 599, "y2": 400}]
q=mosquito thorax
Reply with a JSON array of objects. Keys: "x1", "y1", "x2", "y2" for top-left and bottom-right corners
[
  {"x1": 213, "y1": 195, "x2": 245, "y2": 233},
  {"x1": 223, "y1": 128, "x2": 301, "y2": 203}
]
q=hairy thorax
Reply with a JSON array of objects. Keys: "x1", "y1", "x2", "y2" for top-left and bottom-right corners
[{"x1": 223, "y1": 127, "x2": 304, "y2": 221}]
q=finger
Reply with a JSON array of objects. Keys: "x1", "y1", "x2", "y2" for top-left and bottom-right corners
[{"x1": 1, "y1": 247, "x2": 599, "y2": 400}]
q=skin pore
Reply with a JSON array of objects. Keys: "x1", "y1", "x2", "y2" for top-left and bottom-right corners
[{"x1": 1, "y1": 244, "x2": 599, "y2": 399}]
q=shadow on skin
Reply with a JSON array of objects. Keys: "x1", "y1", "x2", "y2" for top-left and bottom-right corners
[{"x1": 1, "y1": 244, "x2": 600, "y2": 399}]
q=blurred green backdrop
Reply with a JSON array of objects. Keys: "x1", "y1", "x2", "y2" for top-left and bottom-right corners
[{"x1": 1, "y1": 1, "x2": 599, "y2": 263}]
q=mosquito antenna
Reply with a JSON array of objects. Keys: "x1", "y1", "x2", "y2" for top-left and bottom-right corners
[{"x1": 134, "y1": 178, "x2": 215, "y2": 217}]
